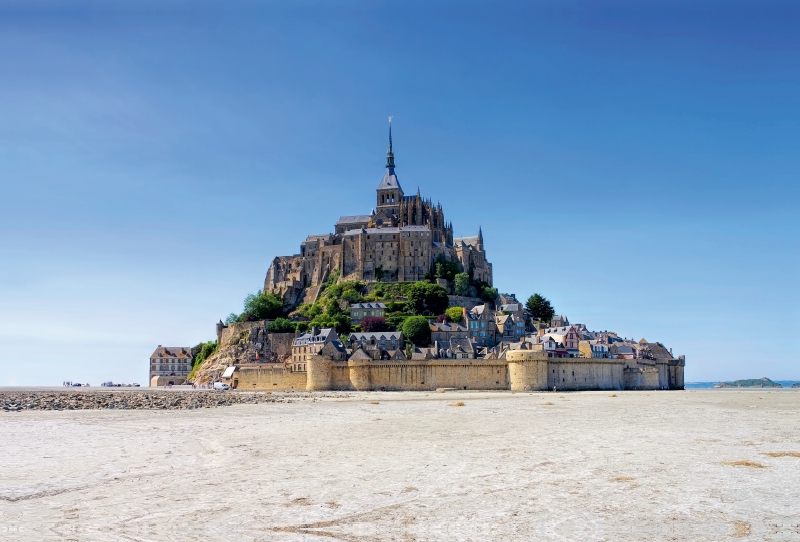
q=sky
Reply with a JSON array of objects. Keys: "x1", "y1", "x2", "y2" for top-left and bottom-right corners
[{"x1": 0, "y1": 0, "x2": 798, "y2": 385}]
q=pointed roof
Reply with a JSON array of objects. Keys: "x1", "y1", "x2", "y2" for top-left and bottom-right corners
[
  {"x1": 378, "y1": 169, "x2": 402, "y2": 191},
  {"x1": 378, "y1": 119, "x2": 403, "y2": 192}
]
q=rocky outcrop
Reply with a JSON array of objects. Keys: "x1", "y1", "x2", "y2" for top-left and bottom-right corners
[
  {"x1": 192, "y1": 321, "x2": 296, "y2": 384},
  {"x1": 715, "y1": 377, "x2": 782, "y2": 388}
]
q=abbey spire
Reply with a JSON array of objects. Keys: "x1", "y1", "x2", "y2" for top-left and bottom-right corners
[
  {"x1": 376, "y1": 117, "x2": 403, "y2": 211},
  {"x1": 386, "y1": 117, "x2": 395, "y2": 169}
]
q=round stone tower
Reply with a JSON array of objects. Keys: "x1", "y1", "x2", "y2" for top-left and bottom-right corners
[
  {"x1": 507, "y1": 350, "x2": 549, "y2": 391},
  {"x1": 348, "y1": 357, "x2": 372, "y2": 391},
  {"x1": 306, "y1": 355, "x2": 332, "y2": 391}
]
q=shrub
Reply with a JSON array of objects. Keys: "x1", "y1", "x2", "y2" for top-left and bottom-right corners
[
  {"x1": 267, "y1": 318, "x2": 296, "y2": 333},
  {"x1": 341, "y1": 288, "x2": 363, "y2": 304},
  {"x1": 445, "y1": 306, "x2": 464, "y2": 323},
  {"x1": 191, "y1": 341, "x2": 218, "y2": 368},
  {"x1": 402, "y1": 315, "x2": 432, "y2": 347},
  {"x1": 361, "y1": 316, "x2": 388, "y2": 332}
]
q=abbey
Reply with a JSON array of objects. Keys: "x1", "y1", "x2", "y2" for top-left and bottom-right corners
[{"x1": 265, "y1": 125, "x2": 492, "y2": 305}]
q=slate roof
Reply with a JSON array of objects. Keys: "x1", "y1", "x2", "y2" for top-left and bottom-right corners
[
  {"x1": 455, "y1": 236, "x2": 480, "y2": 248},
  {"x1": 293, "y1": 328, "x2": 337, "y2": 346},
  {"x1": 336, "y1": 215, "x2": 372, "y2": 225},
  {"x1": 645, "y1": 342, "x2": 674, "y2": 360},
  {"x1": 544, "y1": 326, "x2": 577, "y2": 335},
  {"x1": 351, "y1": 303, "x2": 387, "y2": 310},
  {"x1": 378, "y1": 169, "x2": 403, "y2": 191},
  {"x1": 304, "y1": 234, "x2": 333, "y2": 242},
  {"x1": 342, "y1": 226, "x2": 430, "y2": 236},
  {"x1": 429, "y1": 322, "x2": 467, "y2": 332},
  {"x1": 499, "y1": 303, "x2": 521, "y2": 312},
  {"x1": 348, "y1": 332, "x2": 403, "y2": 342},
  {"x1": 150, "y1": 346, "x2": 192, "y2": 359},
  {"x1": 449, "y1": 337, "x2": 475, "y2": 354},
  {"x1": 348, "y1": 348, "x2": 373, "y2": 361}
]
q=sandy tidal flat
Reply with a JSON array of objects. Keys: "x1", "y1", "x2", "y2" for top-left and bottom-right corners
[{"x1": 2, "y1": 389, "x2": 799, "y2": 541}]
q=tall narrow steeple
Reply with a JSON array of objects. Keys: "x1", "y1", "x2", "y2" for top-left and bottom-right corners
[
  {"x1": 386, "y1": 117, "x2": 395, "y2": 169},
  {"x1": 377, "y1": 116, "x2": 403, "y2": 211},
  {"x1": 477, "y1": 226, "x2": 484, "y2": 252}
]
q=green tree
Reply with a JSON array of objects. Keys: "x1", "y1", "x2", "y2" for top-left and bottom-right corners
[
  {"x1": 481, "y1": 286, "x2": 498, "y2": 302},
  {"x1": 406, "y1": 282, "x2": 449, "y2": 316},
  {"x1": 243, "y1": 291, "x2": 284, "y2": 320},
  {"x1": 445, "y1": 306, "x2": 465, "y2": 323},
  {"x1": 267, "y1": 318, "x2": 296, "y2": 333},
  {"x1": 434, "y1": 255, "x2": 460, "y2": 281},
  {"x1": 385, "y1": 312, "x2": 410, "y2": 331},
  {"x1": 309, "y1": 301, "x2": 352, "y2": 333},
  {"x1": 525, "y1": 293, "x2": 555, "y2": 323},
  {"x1": 402, "y1": 315, "x2": 432, "y2": 347},
  {"x1": 453, "y1": 272, "x2": 470, "y2": 296},
  {"x1": 224, "y1": 313, "x2": 239, "y2": 325}
]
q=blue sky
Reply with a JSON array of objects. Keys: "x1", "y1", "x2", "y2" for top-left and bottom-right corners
[{"x1": 1, "y1": 1, "x2": 798, "y2": 385}]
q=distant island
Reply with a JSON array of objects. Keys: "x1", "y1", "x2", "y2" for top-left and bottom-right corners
[{"x1": 715, "y1": 377, "x2": 782, "y2": 388}]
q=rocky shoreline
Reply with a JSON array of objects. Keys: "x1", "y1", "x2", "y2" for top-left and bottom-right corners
[{"x1": 0, "y1": 390, "x2": 295, "y2": 412}]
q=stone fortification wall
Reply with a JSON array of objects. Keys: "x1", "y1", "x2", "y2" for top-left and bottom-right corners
[
  {"x1": 507, "y1": 350, "x2": 549, "y2": 391},
  {"x1": 548, "y1": 359, "x2": 626, "y2": 391},
  {"x1": 231, "y1": 364, "x2": 307, "y2": 391},
  {"x1": 308, "y1": 357, "x2": 509, "y2": 391},
  {"x1": 225, "y1": 352, "x2": 685, "y2": 392}
]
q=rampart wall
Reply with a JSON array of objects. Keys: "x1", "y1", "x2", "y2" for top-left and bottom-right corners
[
  {"x1": 227, "y1": 352, "x2": 685, "y2": 392},
  {"x1": 231, "y1": 364, "x2": 307, "y2": 390}
]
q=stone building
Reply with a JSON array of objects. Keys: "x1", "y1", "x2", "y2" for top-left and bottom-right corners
[
  {"x1": 149, "y1": 346, "x2": 193, "y2": 385},
  {"x1": 291, "y1": 327, "x2": 345, "y2": 372},
  {"x1": 350, "y1": 302, "x2": 387, "y2": 324},
  {"x1": 466, "y1": 304, "x2": 497, "y2": 346},
  {"x1": 429, "y1": 322, "x2": 468, "y2": 343},
  {"x1": 264, "y1": 124, "x2": 493, "y2": 306}
]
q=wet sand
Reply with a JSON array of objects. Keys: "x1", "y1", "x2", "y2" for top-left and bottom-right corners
[{"x1": 2, "y1": 389, "x2": 799, "y2": 541}]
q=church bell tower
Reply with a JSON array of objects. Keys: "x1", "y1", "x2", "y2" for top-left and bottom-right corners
[{"x1": 376, "y1": 118, "x2": 404, "y2": 216}]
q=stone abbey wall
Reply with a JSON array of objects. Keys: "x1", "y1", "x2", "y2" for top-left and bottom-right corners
[{"x1": 229, "y1": 351, "x2": 685, "y2": 392}]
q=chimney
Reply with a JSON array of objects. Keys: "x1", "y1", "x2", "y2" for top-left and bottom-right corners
[{"x1": 312, "y1": 326, "x2": 320, "y2": 336}]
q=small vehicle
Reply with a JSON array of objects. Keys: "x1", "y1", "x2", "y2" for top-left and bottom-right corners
[
  {"x1": 71, "y1": 383, "x2": 82, "y2": 387},
  {"x1": 213, "y1": 382, "x2": 230, "y2": 391}
]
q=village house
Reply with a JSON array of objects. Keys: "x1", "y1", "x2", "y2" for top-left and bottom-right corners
[
  {"x1": 292, "y1": 327, "x2": 343, "y2": 372},
  {"x1": 434, "y1": 337, "x2": 476, "y2": 359},
  {"x1": 466, "y1": 304, "x2": 497, "y2": 346},
  {"x1": 347, "y1": 331, "x2": 404, "y2": 359},
  {"x1": 579, "y1": 340, "x2": 610, "y2": 358},
  {"x1": 430, "y1": 322, "x2": 468, "y2": 343},
  {"x1": 350, "y1": 302, "x2": 387, "y2": 324}
]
